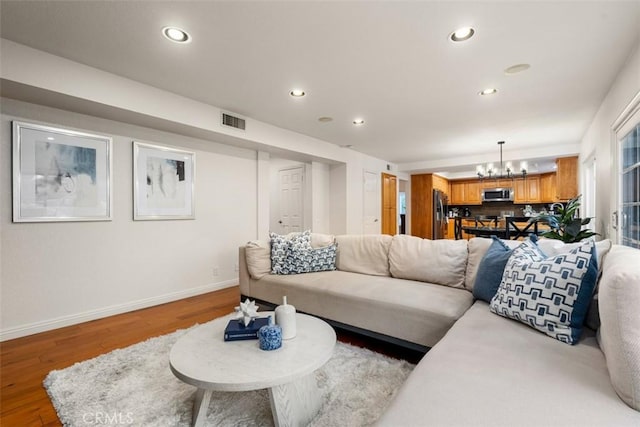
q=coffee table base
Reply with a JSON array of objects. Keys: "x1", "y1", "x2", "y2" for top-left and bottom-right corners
[
  {"x1": 269, "y1": 373, "x2": 322, "y2": 426},
  {"x1": 191, "y1": 373, "x2": 322, "y2": 427},
  {"x1": 192, "y1": 389, "x2": 213, "y2": 427}
]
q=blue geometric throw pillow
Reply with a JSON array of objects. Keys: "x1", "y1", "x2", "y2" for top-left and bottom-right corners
[
  {"x1": 269, "y1": 230, "x2": 311, "y2": 274},
  {"x1": 284, "y1": 243, "x2": 337, "y2": 274},
  {"x1": 490, "y1": 240, "x2": 598, "y2": 345},
  {"x1": 473, "y1": 235, "x2": 541, "y2": 303}
]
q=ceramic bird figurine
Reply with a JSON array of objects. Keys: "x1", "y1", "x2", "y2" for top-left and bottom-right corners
[{"x1": 234, "y1": 299, "x2": 259, "y2": 326}]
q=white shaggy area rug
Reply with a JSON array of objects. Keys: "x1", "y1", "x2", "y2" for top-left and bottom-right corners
[{"x1": 44, "y1": 323, "x2": 414, "y2": 426}]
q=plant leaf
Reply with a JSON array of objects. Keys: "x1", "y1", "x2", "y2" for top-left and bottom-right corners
[
  {"x1": 540, "y1": 230, "x2": 563, "y2": 240},
  {"x1": 565, "y1": 218, "x2": 583, "y2": 238}
]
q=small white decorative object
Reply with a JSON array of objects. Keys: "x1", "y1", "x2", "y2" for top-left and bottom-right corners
[
  {"x1": 234, "y1": 299, "x2": 259, "y2": 327},
  {"x1": 275, "y1": 296, "x2": 297, "y2": 340}
]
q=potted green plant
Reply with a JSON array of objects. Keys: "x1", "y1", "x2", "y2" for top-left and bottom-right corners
[{"x1": 532, "y1": 195, "x2": 598, "y2": 243}]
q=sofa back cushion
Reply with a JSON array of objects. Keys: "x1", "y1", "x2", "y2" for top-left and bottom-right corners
[
  {"x1": 597, "y1": 245, "x2": 640, "y2": 411},
  {"x1": 335, "y1": 234, "x2": 393, "y2": 276},
  {"x1": 389, "y1": 235, "x2": 468, "y2": 288}
]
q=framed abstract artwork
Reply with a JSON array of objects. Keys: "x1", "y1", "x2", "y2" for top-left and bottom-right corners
[
  {"x1": 133, "y1": 141, "x2": 195, "y2": 220},
  {"x1": 12, "y1": 121, "x2": 113, "y2": 222}
]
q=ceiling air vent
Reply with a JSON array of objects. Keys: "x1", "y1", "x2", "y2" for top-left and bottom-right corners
[{"x1": 221, "y1": 112, "x2": 246, "y2": 130}]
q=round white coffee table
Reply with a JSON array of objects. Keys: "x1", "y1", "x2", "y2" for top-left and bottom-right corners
[{"x1": 170, "y1": 312, "x2": 336, "y2": 427}]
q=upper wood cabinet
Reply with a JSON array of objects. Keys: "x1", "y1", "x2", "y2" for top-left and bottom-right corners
[
  {"x1": 514, "y1": 175, "x2": 541, "y2": 204},
  {"x1": 448, "y1": 180, "x2": 483, "y2": 205},
  {"x1": 449, "y1": 181, "x2": 465, "y2": 204},
  {"x1": 432, "y1": 174, "x2": 449, "y2": 195},
  {"x1": 540, "y1": 173, "x2": 557, "y2": 203},
  {"x1": 466, "y1": 181, "x2": 483, "y2": 204},
  {"x1": 556, "y1": 156, "x2": 578, "y2": 201}
]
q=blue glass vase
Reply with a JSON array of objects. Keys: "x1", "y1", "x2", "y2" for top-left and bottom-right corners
[{"x1": 258, "y1": 319, "x2": 282, "y2": 351}]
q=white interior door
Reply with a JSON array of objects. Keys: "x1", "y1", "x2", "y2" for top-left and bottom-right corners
[
  {"x1": 363, "y1": 170, "x2": 380, "y2": 234},
  {"x1": 278, "y1": 167, "x2": 304, "y2": 234}
]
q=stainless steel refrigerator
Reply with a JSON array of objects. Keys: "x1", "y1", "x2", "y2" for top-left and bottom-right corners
[{"x1": 432, "y1": 189, "x2": 448, "y2": 239}]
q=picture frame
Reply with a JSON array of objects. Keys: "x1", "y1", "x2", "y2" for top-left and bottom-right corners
[
  {"x1": 133, "y1": 141, "x2": 195, "y2": 220},
  {"x1": 12, "y1": 121, "x2": 113, "y2": 222}
]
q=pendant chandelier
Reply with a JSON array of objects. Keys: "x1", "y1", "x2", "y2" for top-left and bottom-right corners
[{"x1": 476, "y1": 141, "x2": 527, "y2": 180}]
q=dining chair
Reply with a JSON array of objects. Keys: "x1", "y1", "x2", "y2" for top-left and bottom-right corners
[
  {"x1": 475, "y1": 215, "x2": 499, "y2": 228},
  {"x1": 505, "y1": 216, "x2": 539, "y2": 240}
]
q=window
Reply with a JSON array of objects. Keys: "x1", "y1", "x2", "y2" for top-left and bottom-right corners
[
  {"x1": 620, "y1": 123, "x2": 639, "y2": 248},
  {"x1": 614, "y1": 92, "x2": 640, "y2": 248}
]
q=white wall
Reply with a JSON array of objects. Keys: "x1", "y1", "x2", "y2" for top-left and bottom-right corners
[
  {"x1": 330, "y1": 164, "x2": 347, "y2": 235},
  {"x1": 0, "y1": 40, "x2": 396, "y2": 339},
  {"x1": 0, "y1": 99, "x2": 258, "y2": 340},
  {"x1": 580, "y1": 43, "x2": 640, "y2": 241},
  {"x1": 311, "y1": 161, "x2": 331, "y2": 234}
]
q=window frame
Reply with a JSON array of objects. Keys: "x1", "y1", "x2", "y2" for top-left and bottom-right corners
[{"x1": 612, "y1": 90, "x2": 640, "y2": 248}]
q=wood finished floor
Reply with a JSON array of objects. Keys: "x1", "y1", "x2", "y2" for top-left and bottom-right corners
[{"x1": 0, "y1": 286, "x2": 422, "y2": 426}]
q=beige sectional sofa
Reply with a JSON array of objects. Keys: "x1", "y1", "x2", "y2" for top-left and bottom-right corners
[{"x1": 239, "y1": 234, "x2": 640, "y2": 425}]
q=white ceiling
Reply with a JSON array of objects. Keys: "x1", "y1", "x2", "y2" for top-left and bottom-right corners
[{"x1": 1, "y1": 1, "x2": 639, "y2": 176}]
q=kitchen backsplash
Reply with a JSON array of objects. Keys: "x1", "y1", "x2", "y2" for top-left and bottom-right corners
[{"x1": 448, "y1": 201, "x2": 551, "y2": 218}]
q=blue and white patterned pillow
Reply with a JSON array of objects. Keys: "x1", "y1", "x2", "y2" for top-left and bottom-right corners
[
  {"x1": 269, "y1": 231, "x2": 311, "y2": 274},
  {"x1": 284, "y1": 243, "x2": 337, "y2": 274},
  {"x1": 490, "y1": 239, "x2": 598, "y2": 345}
]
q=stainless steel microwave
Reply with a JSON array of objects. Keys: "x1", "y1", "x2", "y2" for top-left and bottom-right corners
[{"x1": 481, "y1": 188, "x2": 514, "y2": 202}]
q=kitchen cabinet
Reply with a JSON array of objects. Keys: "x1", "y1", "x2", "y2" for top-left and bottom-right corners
[
  {"x1": 448, "y1": 180, "x2": 482, "y2": 205},
  {"x1": 466, "y1": 181, "x2": 483, "y2": 204},
  {"x1": 461, "y1": 218, "x2": 475, "y2": 240},
  {"x1": 556, "y1": 156, "x2": 578, "y2": 201},
  {"x1": 449, "y1": 181, "x2": 465, "y2": 204},
  {"x1": 484, "y1": 179, "x2": 512, "y2": 189},
  {"x1": 446, "y1": 221, "x2": 456, "y2": 239},
  {"x1": 540, "y1": 173, "x2": 557, "y2": 203},
  {"x1": 514, "y1": 176, "x2": 541, "y2": 204}
]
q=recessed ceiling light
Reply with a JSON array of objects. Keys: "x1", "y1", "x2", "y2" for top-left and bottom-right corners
[
  {"x1": 504, "y1": 63, "x2": 531, "y2": 75},
  {"x1": 479, "y1": 88, "x2": 497, "y2": 96},
  {"x1": 449, "y1": 27, "x2": 475, "y2": 42},
  {"x1": 318, "y1": 116, "x2": 333, "y2": 122},
  {"x1": 47, "y1": 136, "x2": 55, "y2": 141},
  {"x1": 352, "y1": 118, "x2": 365, "y2": 125},
  {"x1": 289, "y1": 89, "x2": 306, "y2": 97},
  {"x1": 162, "y1": 27, "x2": 191, "y2": 43}
]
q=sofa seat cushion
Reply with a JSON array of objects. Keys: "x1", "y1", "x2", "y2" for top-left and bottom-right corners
[
  {"x1": 378, "y1": 301, "x2": 640, "y2": 426},
  {"x1": 389, "y1": 235, "x2": 468, "y2": 288},
  {"x1": 247, "y1": 270, "x2": 473, "y2": 347}
]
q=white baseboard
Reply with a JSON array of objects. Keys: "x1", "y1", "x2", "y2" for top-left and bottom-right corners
[{"x1": 0, "y1": 279, "x2": 238, "y2": 342}]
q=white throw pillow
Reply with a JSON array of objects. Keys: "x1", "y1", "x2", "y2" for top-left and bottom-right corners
[
  {"x1": 311, "y1": 233, "x2": 336, "y2": 248},
  {"x1": 245, "y1": 240, "x2": 271, "y2": 279}
]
